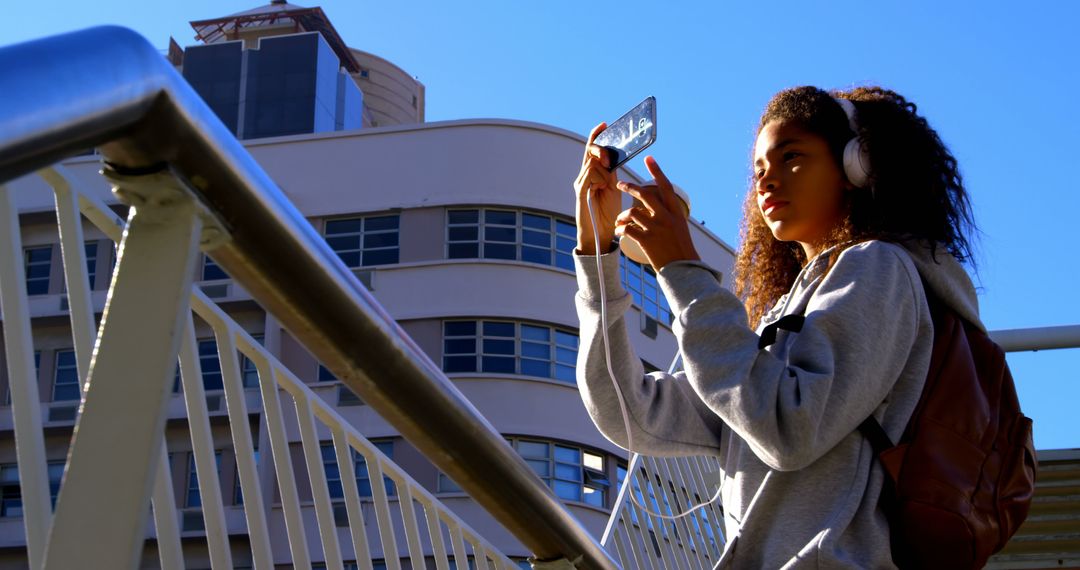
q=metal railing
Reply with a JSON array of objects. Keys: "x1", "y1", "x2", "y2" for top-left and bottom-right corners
[
  {"x1": 3, "y1": 165, "x2": 518, "y2": 569},
  {"x1": 0, "y1": 26, "x2": 617, "y2": 569}
]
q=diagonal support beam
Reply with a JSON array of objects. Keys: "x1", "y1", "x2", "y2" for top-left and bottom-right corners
[{"x1": 43, "y1": 170, "x2": 203, "y2": 570}]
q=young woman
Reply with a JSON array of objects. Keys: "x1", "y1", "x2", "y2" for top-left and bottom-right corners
[{"x1": 573, "y1": 86, "x2": 980, "y2": 568}]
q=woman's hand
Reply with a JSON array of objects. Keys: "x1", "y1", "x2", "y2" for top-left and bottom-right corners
[
  {"x1": 574, "y1": 123, "x2": 622, "y2": 255},
  {"x1": 615, "y1": 156, "x2": 701, "y2": 270}
]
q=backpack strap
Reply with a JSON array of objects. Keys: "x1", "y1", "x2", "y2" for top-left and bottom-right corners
[
  {"x1": 757, "y1": 314, "x2": 805, "y2": 349},
  {"x1": 858, "y1": 416, "x2": 894, "y2": 456}
]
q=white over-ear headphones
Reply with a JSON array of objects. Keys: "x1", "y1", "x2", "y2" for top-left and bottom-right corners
[{"x1": 834, "y1": 98, "x2": 871, "y2": 188}]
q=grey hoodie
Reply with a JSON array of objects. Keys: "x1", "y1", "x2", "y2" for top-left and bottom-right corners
[{"x1": 574, "y1": 240, "x2": 982, "y2": 569}]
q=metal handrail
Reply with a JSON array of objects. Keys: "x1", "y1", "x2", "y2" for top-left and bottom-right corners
[
  {"x1": 0, "y1": 26, "x2": 617, "y2": 569},
  {"x1": 990, "y1": 325, "x2": 1080, "y2": 353}
]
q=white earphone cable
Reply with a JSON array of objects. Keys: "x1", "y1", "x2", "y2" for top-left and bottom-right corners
[{"x1": 585, "y1": 184, "x2": 722, "y2": 521}]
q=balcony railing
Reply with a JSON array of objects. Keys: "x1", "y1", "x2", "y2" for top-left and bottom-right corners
[{"x1": 0, "y1": 26, "x2": 617, "y2": 570}]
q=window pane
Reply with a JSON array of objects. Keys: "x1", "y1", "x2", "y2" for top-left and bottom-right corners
[
  {"x1": 526, "y1": 459, "x2": 550, "y2": 478},
  {"x1": 481, "y1": 356, "x2": 514, "y2": 373},
  {"x1": 27, "y1": 248, "x2": 51, "y2": 262},
  {"x1": 520, "y1": 359, "x2": 550, "y2": 377},
  {"x1": 583, "y1": 487, "x2": 604, "y2": 507},
  {"x1": 448, "y1": 210, "x2": 479, "y2": 224},
  {"x1": 443, "y1": 356, "x2": 476, "y2": 373},
  {"x1": 483, "y1": 322, "x2": 514, "y2": 337},
  {"x1": 26, "y1": 264, "x2": 51, "y2": 279},
  {"x1": 326, "y1": 235, "x2": 361, "y2": 251},
  {"x1": 554, "y1": 446, "x2": 580, "y2": 464},
  {"x1": 517, "y1": 440, "x2": 549, "y2": 459},
  {"x1": 362, "y1": 249, "x2": 398, "y2": 266},
  {"x1": 520, "y1": 325, "x2": 549, "y2": 342},
  {"x1": 444, "y1": 338, "x2": 476, "y2": 354},
  {"x1": 555, "y1": 463, "x2": 581, "y2": 482},
  {"x1": 482, "y1": 339, "x2": 514, "y2": 355},
  {"x1": 555, "y1": 252, "x2": 574, "y2": 271},
  {"x1": 556, "y1": 219, "x2": 576, "y2": 236},
  {"x1": 448, "y1": 227, "x2": 478, "y2": 241},
  {"x1": 444, "y1": 321, "x2": 477, "y2": 336},
  {"x1": 520, "y1": 342, "x2": 549, "y2": 359},
  {"x1": 522, "y1": 229, "x2": 550, "y2": 247},
  {"x1": 554, "y1": 364, "x2": 575, "y2": 383},
  {"x1": 363, "y1": 232, "x2": 399, "y2": 248},
  {"x1": 485, "y1": 210, "x2": 516, "y2": 225},
  {"x1": 555, "y1": 347, "x2": 577, "y2": 366},
  {"x1": 555, "y1": 331, "x2": 578, "y2": 348},
  {"x1": 365, "y1": 215, "x2": 399, "y2": 231},
  {"x1": 554, "y1": 480, "x2": 582, "y2": 501},
  {"x1": 448, "y1": 243, "x2": 479, "y2": 258},
  {"x1": 584, "y1": 452, "x2": 603, "y2": 471},
  {"x1": 522, "y1": 213, "x2": 550, "y2": 230},
  {"x1": 484, "y1": 226, "x2": 516, "y2": 243},
  {"x1": 483, "y1": 243, "x2": 515, "y2": 260},
  {"x1": 521, "y1": 247, "x2": 550, "y2": 265},
  {"x1": 325, "y1": 219, "x2": 364, "y2": 234},
  {"x1": 337, "y1": 251, "x2": 361, "y2": 267}
]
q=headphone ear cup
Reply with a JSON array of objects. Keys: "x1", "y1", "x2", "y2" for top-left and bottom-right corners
[{"x1": 842, "y1": 137, "x2": 871, "y2": 188}]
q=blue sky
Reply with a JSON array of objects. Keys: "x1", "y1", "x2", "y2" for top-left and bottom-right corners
[{"x1": 5, "y1": 1, "x2": 1078, "y2": 449}]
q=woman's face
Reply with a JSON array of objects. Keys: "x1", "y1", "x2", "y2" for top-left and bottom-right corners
[{"x1": 753, "y1": 120, "x2": 849, "y2": 259}]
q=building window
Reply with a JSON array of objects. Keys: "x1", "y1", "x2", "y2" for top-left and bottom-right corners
[
  {"x1": 48, "y1": 461, "x2": 64, "y2": 508},
  {"x1": 24, "y1": 246, "x2": 52, "y2": 296},
  {"x1": 1, "y1": 465, "x2": 21, "y2": 517},
  {"x1": 239, "y1": 334, "x2": 263, "y2": 389},
  {"x1": 321, "y1": 440, "x2": 395, "y2": 499},
  {"x1": 202, "y1": 254, "x2": 228, "y2": 281},
  {"x1": 437, "y1": 472, "x2": 462, "y2": 494},
  {"x1": 620, "y1": 256, "x2": 674, "y2": 325},
  {"x1": 325, "y1": 215, "x2": 399, "y2": 268},
  {"x1": 509, "y1": 439, "x2": 607, "y2": 506},
  {"x1": 185, "y1": 451, "x2": 222, "y2": 508},
  {"x1": 442, "y1": 320, "x2": 578, "y2": 383},
  {"x1": 317, "y1": 364, "x2": 338, "y2": 382},
  {"x1": 85, "y1": 242, "x2": 99, "y2": 289},
  {"x1": 447, "y1": 209, "x2": 575, "y2": 271},
  {"x1": 52, "y1": 350, "x2": 80, "y2": 402},
  {"x1": 199, "y1": 339, "x2": 223, "y2": 391}
]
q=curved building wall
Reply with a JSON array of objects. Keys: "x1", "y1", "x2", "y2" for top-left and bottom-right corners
[{"x1": 349, "y1": 48, "x2": 425, "y2": 126}]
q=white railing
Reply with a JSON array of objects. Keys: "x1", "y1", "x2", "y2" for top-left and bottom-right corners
[
  {"x1": 1, "y1": 165, "x2": 517, "y2": 569},
  {"x1": 601, "y1": 455, "x2": 724, "y2": 570}
]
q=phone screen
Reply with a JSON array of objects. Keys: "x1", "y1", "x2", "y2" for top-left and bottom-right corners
[{"x1": 594, "y1": 96, "x2": 657, "y2": 171}]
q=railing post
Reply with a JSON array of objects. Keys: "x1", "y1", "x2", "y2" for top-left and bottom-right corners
[
  {"x1": 42, "y1": 169, "x2": 204, "y2": 570},
  {"x1": 0, "y1": 184, "x2": 53, "y2": 570}
]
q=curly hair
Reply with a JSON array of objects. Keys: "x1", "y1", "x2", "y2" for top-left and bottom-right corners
[{"x1": 733, "y1": 86, "x2": 977, "y2": 325}]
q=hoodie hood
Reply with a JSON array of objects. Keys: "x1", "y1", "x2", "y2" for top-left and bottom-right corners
[{"x1": 901, "y1": 242, "x2": 984, "y2": 332}]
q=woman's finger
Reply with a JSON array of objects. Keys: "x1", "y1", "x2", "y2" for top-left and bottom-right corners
[
  {"x1": 615, "y1": 217, "x2": 648, "y2": 242},
  {"x1": 643, "y1": 155, "x2": 678, "y2": 211},
  {"x1": 617, "y1": 181, "x2": 666, "y2": 215},
  {"x1": 582, "y1": 123, "x2": 607, "y2": 168}
]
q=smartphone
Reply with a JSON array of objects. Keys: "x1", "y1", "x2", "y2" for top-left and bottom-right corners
[{"x1": 594, "y1": 96, "x2": 657, "y2": 171}]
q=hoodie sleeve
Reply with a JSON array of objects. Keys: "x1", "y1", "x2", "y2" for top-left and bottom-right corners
[
  {"x1": 574, "y1": 251, "x2": 727, "y2": 457},
  {"x1": 657, "y1": 241, "x2": 927, "y2": 471}
]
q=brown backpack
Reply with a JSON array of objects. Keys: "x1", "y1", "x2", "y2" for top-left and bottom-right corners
[
  {"x1": 857, "y1": 284, "x2": 1038, "y2": 569},
  {"x1": 757, "y1": 280, "x2": 1038, "y2": 569}
]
